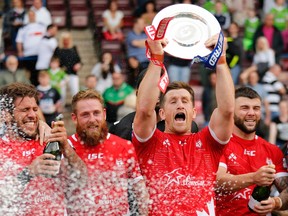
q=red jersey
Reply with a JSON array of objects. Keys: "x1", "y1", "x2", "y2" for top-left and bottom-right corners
[
  {"x1": 0, "y1": 136, "x2": 66, "y2": 215},
  {"x1": 67, "y1": 133, "x2": 143, "y2": 215},
  {"x1": 132, "y1": 127, "x2": 227, "y2": 215},
  {"x1": 216, "y1": 134, "x2": 288, "y2": 216}
]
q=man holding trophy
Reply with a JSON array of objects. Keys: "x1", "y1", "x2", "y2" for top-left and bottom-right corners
[{"x1": 131, "y1": 4, "x2": 235, "y2": 215}]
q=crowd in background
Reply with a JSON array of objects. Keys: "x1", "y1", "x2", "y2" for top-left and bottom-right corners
[
  {"x1": 1, "y1": 0, "x2": 287, "y2": 150},
  {"x1": 0, "y1": 0, "x2": 288, "y2": 215}
]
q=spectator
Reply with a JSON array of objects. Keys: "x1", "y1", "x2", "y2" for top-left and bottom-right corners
[
  {"x1": 253, "y1": 13, "x2": 284, "y2": 63},
  {"x1": 16, "y1": 9, "x2": 46, "y2": 86},
  {"x1": 133, "y1": 0, "x2": 150, "y2": 17},
  {"x1": 125, "y1": 17, "x2": 148, "y2": 87},
  {"x1": 225, "y1": 0, "x2": 255, "y2": 27},
  {"x1": 140, "y1": 0, "x2": 157, "y2": 26},
  {"x1": 67, "y1": 89, "x2": 149, "y2": 215},
  {"x1": 132, "y1": 33, "x2": 234, "y2": 214},
  {"x1": 91, "y1": 51, "x2": 121, "y2": 94},
  {"x1": 53, "y1": 31, "x2": 82, "y2": 98},
  {"x1": 203, "y1": 0, "x2": 229, "y2": 14},
  {"x1": 225, "y1": 22, "x2": 244, "y2": 85},
  {"x1": 35, "y1": 24, "x2": 58, "y2": 71},
  {"x1": 0, "y1": 55, "x2": 30, "y2": 87},
  {"x1": 2, "y1": 0, "x2": 26, "y2": 50},
  {"x1": 263, "y1": 0, "x2": 276, "y2": 15},
  {"x1": 215, "y1": 86, "x2": 288, "y2": 215},
  {"x1": 117, "y1": 92, "x2": 137, "y2": 121},
  {"x1": 0, "y1": 82, "x2": 87, "y2": 215},
  {"x1": 261, "y1": 64, "x2": 287, "y2": 120},
  {"x1": 269, "y1": 0, "x2": 288, "y2": 32},
  {"x1": 23, "y1": 0, "x2": 52, "y2": 26},
  {"x1": 243, "y1": 8, "x2": 261, "y2": 53},
  {"x1": 82, "y1": 74, "x2": 98, "y2": 90},
  {"x1": 213, "y1": 1, "x2": 231, "y2": 30},
  {"x1": 102, "y1": 0, "x2": 124, "y2": 41},
  {"x1": 269, "y1": 100, "x2": 288, "y2": 154},
  {"x1": 202, "y1": 71, "x2": 217, "y2": 126},
  {"x1": 167, "y1": 55, "x2": 192, "y2": 83},
  {"x1": 47, "y1": 56, "x2": 67, "y2": 106},
  {"x1": 37, "y1": 70, "x2": 62, "y2": 126},
  {"x1": 245, "y1": 71, "x2": 271, "y2": 141},
  {"x1": 240, "y1": 36, "x2": 276, "y2": 83},
  {"x1": 103, "y1": 71, "x2": 134, "y2": 125}
]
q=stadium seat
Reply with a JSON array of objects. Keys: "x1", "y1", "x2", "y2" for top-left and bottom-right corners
[
  {"x1": 90, "y1": 0, "x2": 108, "y2": 10},
  {"x1": 156, "y1": 0, "x2": 173, "y2": 11},
  {"x1": 51, "y1": 10, "x2": 67, "y2": 28},
  {"x1": 69, "y1": 4, "x2": 89, "y2": 28},
  {"x1": 101, "y1": 40, "x2": 124, "y2": 61}
]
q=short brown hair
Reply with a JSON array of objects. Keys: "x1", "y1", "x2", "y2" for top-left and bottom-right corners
[
  {"x1": 159, "y1": 81, "x2": 195, "y2": 107},
  {"x1": 235, "y1": 86, "x2": 261, "y2": 101},
  {"x1": 72, "y1": 89, "x2": 104, "y2": 113},
  {"x1": 0, "y1": 82, "x2": 39, "y2": 105}
]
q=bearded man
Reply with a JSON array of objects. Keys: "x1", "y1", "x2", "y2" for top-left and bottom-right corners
[
  {"x1": 67, "y1": 89, "x2": 149, "y2": 215},
  {"x1": 0, "y1": 82, "x2": 86, "y2": 215},
  {"x1": 215, "y1": 86, "x2": 288, "y2": 215}
]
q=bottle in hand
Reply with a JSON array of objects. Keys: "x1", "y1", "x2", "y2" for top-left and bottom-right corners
[
  {"x1": 43, "y1": 114, "x2": 63, "y2": 161},
  {"x1": 248, "y1": 185, "x2": 271, "y2": 212}
]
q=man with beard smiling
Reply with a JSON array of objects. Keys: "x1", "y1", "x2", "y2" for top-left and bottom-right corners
[
  {"x1": 132, "y1": 33, "x2": 235, "y2": 215},
  {"x1": 67, "y1": 89, "x2": 149, "y2": 215},
  {"x1": 215, "y1": 86, "x2": 288, "y2": 215},
  {"x1": 0, "y1": 82, "x2": 87, "y2": 215}
]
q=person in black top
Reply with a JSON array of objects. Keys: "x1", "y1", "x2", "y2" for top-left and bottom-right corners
[
  {"x1": 109, "y1": 69, "x2": 199, "y2": 141},
  {"x1": 53, "y1": 31, "x2": 82, "y2": 97}
]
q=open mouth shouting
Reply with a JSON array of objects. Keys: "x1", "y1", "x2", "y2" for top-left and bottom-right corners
[{"x1": 175, "y1": 112, "x2": 186, "y2": 122}]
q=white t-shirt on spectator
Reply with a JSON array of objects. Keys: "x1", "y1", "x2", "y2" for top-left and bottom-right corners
[
  {"x1": 16, "y1": 22, "x2": 46, "y2": 56},
  {"x1": 24, "y1": 6, "x2": 52, "y2": 26},
  {"x1": 102, "y1": 10, "x2": 124, "y2": 32},
  {"x1": 36, "y1": 36, "x2": 58, "y2": 70}
]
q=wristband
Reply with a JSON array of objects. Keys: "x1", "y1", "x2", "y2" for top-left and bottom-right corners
[
  {"x1": 144, "y1": 18, "x2": 172, "y2": 93},
  {"x1": 272, "y1": 197, "x2": 282, "y2": 210},
  {"x1": 17, "y1": 167, "x2": 33, "y2": 186},
  {"x1": 217, "y1": 55, "x2": 227, "y2": 65},
  {"x1": 151, "y1": 53, "x2": 164, "y2": 63}
]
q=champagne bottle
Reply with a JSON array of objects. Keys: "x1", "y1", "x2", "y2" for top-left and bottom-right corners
[
  {"x1": 248, "y1": 185, "x2": 271, "y2": 212},
  {"x1": 43, "y1": 114, "x2": 63, "y2": 161}
]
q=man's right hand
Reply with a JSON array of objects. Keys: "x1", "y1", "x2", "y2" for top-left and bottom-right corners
[
  {"x1": 253, "y1": 164, "x2": 276, "y2": 186},
  {"x1": 146, "y1": 37, "x2": 168, "y2": 55},
  {"x1": 28, "y1": 154, "x2": 61, "y2": 177}
]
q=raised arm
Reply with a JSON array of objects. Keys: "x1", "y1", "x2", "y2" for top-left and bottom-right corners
[
  {"x1": 133, "y1": 38, "x2": 168, "y2": 139},
  {"x1": 208, "y1": 35, "x2": 235, "y2": 142}
]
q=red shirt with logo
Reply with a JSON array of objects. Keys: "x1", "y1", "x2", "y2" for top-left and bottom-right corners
[
  {"x1": 0, "y1": 136, "x2": 66, "y2": 215},
  {"x1": 132, "y1": 127, "x2": 226, "y2": 215},
  {"x1": 216, "y1": 134, "x2": 288, "y2": 216},
  {"x1": 67, "y1": 133, "x2": 143, "y2": 215}
]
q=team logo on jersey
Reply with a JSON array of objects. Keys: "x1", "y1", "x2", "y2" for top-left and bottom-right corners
[
  {"x1": 228, "y1": 153, "x2": 237, "y2": 161},
  {"x1": 196, "y1": 139, "x2": 202, "y2": 148},
  {"x1": 163, "y1": 139, "x2": 170, "y2": 147}
]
